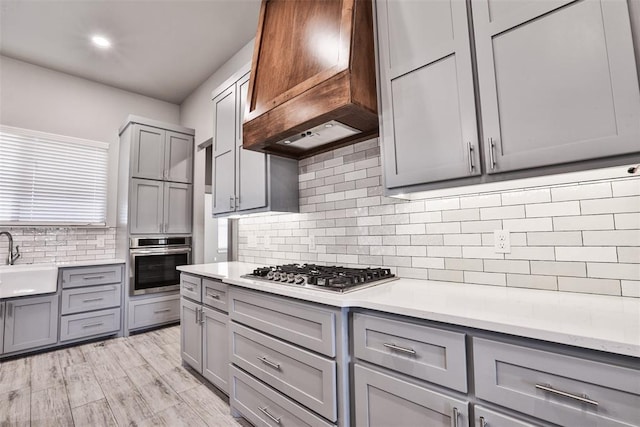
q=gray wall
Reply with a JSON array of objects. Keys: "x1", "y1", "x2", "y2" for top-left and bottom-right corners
[
  {"x1": 179, "y1": 39, "x2": 254, "y2": 264},
  {"x1": 0, "y1": 55, "x2": 180, "y2": 226}
]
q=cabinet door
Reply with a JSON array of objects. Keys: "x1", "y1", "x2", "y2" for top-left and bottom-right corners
[
  {"x1": 180, "y1": 298, "x2": 202, "y2": 372},
  {"x1": 212, "y1": 85, "x2": 237, "y2": 215},
  {"x1": 131, "y1": 124, "x2": 166, "y2": 180},
  {"x1": 354, "y1": 364, "x2": 468, "y2": 427},
  {"x1": 165, "y1": 131, "x2": 193, "y2": 183},
  {"x1": 0, "y1": 302, "x2": 4, "y2": 353},
  {"x1": 163, "y1": 182, "x2": 192, "y2": 234},
  {"x1": 474, "y1": 0, "x2": 640, "y2": 173},
  {"x1": 202, "y1": 306, "x2": 228, "y2": 393},
  {"x1": 377, "y1": 0, "x2": 479, "y2": 189},
  {"x1": 130, "y1": 178, "x2": 164, "y2": 234},
  {"x1": 4, "y1": 294, "x2": 58, "y2": 354},
  {"x1": 236, "y1": 73, "x2": 267, "y2": 212}
]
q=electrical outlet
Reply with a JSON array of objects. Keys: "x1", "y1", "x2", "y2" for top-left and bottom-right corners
[
  {"x1": 308, "y1": 234, "x2": 316, "y2": 251},
  {"x1": 494, "y1": 230, "x2": 511, "y2": 253}
]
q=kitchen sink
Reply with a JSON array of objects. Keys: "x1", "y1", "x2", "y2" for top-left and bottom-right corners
[{"x1": 0, "y1": 264, "x2": 58, "y2": 298}]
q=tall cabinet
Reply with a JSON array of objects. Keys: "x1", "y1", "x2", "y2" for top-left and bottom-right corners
[
  {"x1": 211, "y1": 65, "x2": 299, "y2": 217},
  {"x1": 376, "y1": 0, "x2": 640, "y2": 192}
]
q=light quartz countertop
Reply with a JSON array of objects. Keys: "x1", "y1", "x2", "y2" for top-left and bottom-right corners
[
  {"x1": 178, "y1": 262, "x2": 640, "y2": 358},
  {"x1": 0, "y1": 259, "x2": 125, "y2": 299}
]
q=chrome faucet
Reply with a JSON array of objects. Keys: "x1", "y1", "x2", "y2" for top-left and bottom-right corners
[{"x1": 0, "y1": 231, "x2": 20, "y2": 265}]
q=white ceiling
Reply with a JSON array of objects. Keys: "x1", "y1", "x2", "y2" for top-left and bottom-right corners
[{"x1": 0, "y1": 0, "x2": 261, "y2": 104}]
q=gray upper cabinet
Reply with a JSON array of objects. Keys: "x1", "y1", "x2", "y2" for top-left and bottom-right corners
[
  {"x1": 130, "y1": 179, "x2": 192, "y2": 234},
  {"x1": 164, "y1": 182, "x2": 192, "y2": 234},
  {"x1": 211, "y1": 67, "x2": 298, "y2": 217},
  {"x1": 131, "y1": 124, "x2": 165, "y2": 181},
  {"x1": 4, "y1": 294, "x2": 58, "y2": 354},
  {"x1": 377, "y1": 0, "x2": 480, "y2": 188},
  {"x1": 131, "y1": 124, "x2": 193, "y2": 183},
  {"x1": 474, "y1": 0, "x2": 640, "y2": 173},
  {"x1": 130, "y1": 178, "x2": 164, "y2": 234},
  {"x1": 212, "y1": 85, "x2": 237, "y2": 215},
  {"x1": 236, "y1": 73, "x2": 267, "y2": 212},
  {"x1": 165, "y1": 131, "x2": 193, "y2": 183}
]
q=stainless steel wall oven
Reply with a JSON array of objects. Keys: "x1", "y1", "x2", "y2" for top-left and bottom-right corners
[{"x1": 129, "y1": 236, "x2": 191, "y2": 296}]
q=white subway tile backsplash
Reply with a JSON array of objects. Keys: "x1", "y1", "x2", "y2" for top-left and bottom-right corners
[{"x1": 238, "y1": 139, "x2": 639, "y2": 298}]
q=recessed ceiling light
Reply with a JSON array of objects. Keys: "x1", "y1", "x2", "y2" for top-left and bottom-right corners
[{"x1": 91, "y1": 35, "x2": 111, "y2": 48}]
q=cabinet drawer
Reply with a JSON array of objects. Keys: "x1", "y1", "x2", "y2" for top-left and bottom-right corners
[
  {"x1": 230, "y1": 365, "x2": 334, "y2": 427},
  {"x1": 203, "y1": 278, "x2": 228, "y2": 312},
  {"x1": 230, "y1": 322, "x2": 337, "y2": 422},
  {"x1": 474, "y1": 406, "x2": 543, "y2": 427},
  {"x1": 60, "y1": 308, "x2": 120, "y2": 341},
  {"x1": 229, "y1": 287, "x2": 336, "y2": 357},
  {"x1": 474, "y1": 338, "x2": 640, "y2": 427},
  {"x1": 180, "y1": 274, "x2": 201, "y2": 302},
  {"x1": 61, "y1": 283, "x2": 121, "y2": 315},
  {"x1": 354, "y1": 363, "x2": 469, "y2": 427},
  {"x1": 128, "y1": 295, "x2": 180, "y2": 330},
  {"x1": 62, "y1": 264, "x2": 122, "y2": 288},
  {"x1": 353, "y1": 312, "x2": 467, "y2": 392}
]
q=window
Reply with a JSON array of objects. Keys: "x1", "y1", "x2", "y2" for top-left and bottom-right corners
[{"x1": 0, "y1": 126, "x2": 109, "y2": 225}]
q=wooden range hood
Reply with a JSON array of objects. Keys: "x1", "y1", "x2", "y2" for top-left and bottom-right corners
[{"x1": 242, "y1": 0, "x2": 378, "y2": 159}]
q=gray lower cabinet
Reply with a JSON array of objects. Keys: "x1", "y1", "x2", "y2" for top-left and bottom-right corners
[
  {"x1": 376, "y1": 0, "x2": 480, "y2": 188},
  {"x1": 0, "y1": 302, "x2": 4, "y2": 352},
  {"x1": 179, "y1": 273, "x2": 230, "y2": 394},
  {"x1": 181, "y1": 297, "x2": 202, "y2": 371},
  {"x1": 473, "y1": 337, "x2": 640, "y2": 427},
  {"x1": 474, "y1": 406, "x2": 542, "y2": 427},
  {"x1": 211, "y1": 66, "x2": 298, "y2": 217},
  {"x1": 4, "y1": 294, "x2": 58, "y2": 354},
  {"x1": 60, "y1": 308, "x2": 121, "y2": 342},
  {"x1": 130, "y1": 179, "x2": 192, "y2": 234},
  {"x1": 128, "y1": 294, "x2": 180, "y2": 330},
  {"x1": 353, "y1": 363, "x2": 469, "y2": 427}
]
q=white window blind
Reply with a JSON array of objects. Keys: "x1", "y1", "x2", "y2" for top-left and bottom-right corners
[{"x1": 0, "y1": 126, "x2": 109, "y2": 225}]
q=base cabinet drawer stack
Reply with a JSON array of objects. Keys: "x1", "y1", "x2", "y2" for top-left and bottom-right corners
[
  {"x1": 229, "y1": 287, "x2": 343, "y2": 427},
  {"x1": 473, "y1": 337, "x2": 640, "y2": 427},
  {"x1": 352, "y1": 311, "x2": 469, "y2": 427},
  {"x1": 60, "y1": 264, "x2": 123, "y2": 342},
  {"x1": 180, "y1": 273, "x2": 230, "y2": 393}
]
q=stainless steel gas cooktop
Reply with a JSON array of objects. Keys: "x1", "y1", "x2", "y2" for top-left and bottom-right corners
[{"x1": 242, "y1": 264, "x2": 397, "y2": 293}]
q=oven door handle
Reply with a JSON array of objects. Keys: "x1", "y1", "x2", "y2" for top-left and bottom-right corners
[{"x1": 130, "y1": 247, "x2": 192, "y2": 255}]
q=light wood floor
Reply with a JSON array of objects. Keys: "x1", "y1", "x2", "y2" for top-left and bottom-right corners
[{"x1": 0, "y1": 325, "x2": 247, "y2": 427}]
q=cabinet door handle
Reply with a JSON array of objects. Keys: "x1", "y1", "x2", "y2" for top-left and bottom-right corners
[
  {"x1": 257, "y1": 356, "x2": 281, "y2": 370},
  {"x1": 82, "y1": 297, "x2": 104, "y2": 303},
  {"x1": 479, "y1": 416, "x2": 487, "y2": 427},
  {"x1": 7, "y1": 303, "x2": 12, "y2": 318},
  {"x1": 230, "y1": 196, "x2": 235, "y2": 209},
  {"x1": 236, "y1": 196, "x2": 240, "y2": 209},
  {"x1": 82, "y1": 322, "x2": 104, "y2": 329},
  {"x1": 452, "y1": 407, "x2": 459, "y2": 427},
  {"x1": 0, "y1": 304, "x2": 3, "y2": 318},
  {"x1": 489, "y1": 137, "x2": 497, "y2": 170},
  {"x1": 83, "y1": 275, "x2": 105, "y2": 280},
  {"x1": 200, "y1": 309, "x2": 205, "y2": 324},
  {"x1": 258, "y1": 406, "x2": 281, "y2": 424},
  {"x1": 535, "y1": 383, "x2": 599, "y2": 406},
  {"x1": 194, "y1": 307, "x2": 200, "y2": 324},
  {"x1": 383, "y1": 342, "x2": 416, "y2": 355},
  {"x1": 467, "y1": 142, "x2": 475, "y2": 173}
]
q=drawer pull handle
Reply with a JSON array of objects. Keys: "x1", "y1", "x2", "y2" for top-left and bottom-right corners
[
  {"x1": 82, "y1": 322, "x2": 104, "y2": 328},
  {"x1": 83, "y1": 275, "x2": 105, "y2": 280},
  {"x1": 479, "y1": 416, "x2": 486, "y2": 427},
  {"x1": 207, "y1": 293, "x2": 220, "y2": 300},
  {"x1": 383, "y1": 343, "x2": 416, "y2": 355},
  {"x1": 452, "y1": 407, "x2": 459, "y2": 427},
  {"x1": 183, "y1": 285, "x2": 194, "y2": 291},
  {"x1": 257, "y1": 356, "x2": 281, "y2": 370},
  {"x1": 154, "y1": 308, "x2": 172, "y2": 314},
  {"x1": 258, "y1": 406, "x2": 281, "y2": 424},
  {"x1": 82, "y1": 297, "x2": 104, "y2": 303},
  {"x1": 535, "y1": 384, "x2": 599, "y2": 406}
]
